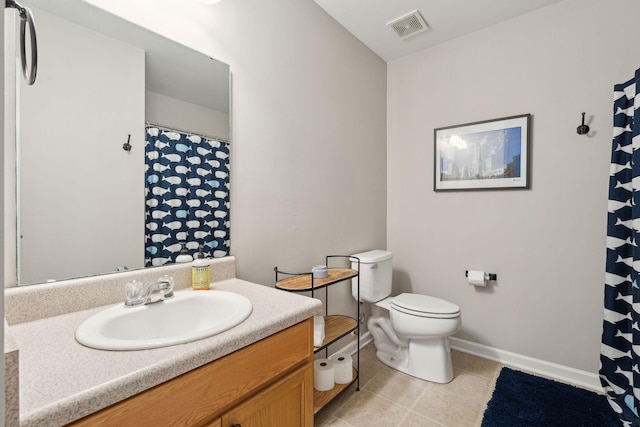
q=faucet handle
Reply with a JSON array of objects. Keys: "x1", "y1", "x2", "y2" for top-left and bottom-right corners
[
  {"x1": 124, "y1": 280, "x2": 144, "y2": 306},
  {"x1": 158, "y1": 275, "x2": 175, "y2": 298}
]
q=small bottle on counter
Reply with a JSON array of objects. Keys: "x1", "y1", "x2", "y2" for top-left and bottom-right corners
[
  {"x1": 191, "y1": 245, "x2": 210, "y2": 290},
  {"x1": 175, "y1": 242, "x2": 193, "y2": 263}
]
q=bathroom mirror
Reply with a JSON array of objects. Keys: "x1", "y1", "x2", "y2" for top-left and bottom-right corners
[{"x1": 12, "y1": 0, "x2": 230, "y2": 286}]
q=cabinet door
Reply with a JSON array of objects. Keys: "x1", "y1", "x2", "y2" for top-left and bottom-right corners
[{"x1": 221, "y1": 363, "x2": 313, "y2": 427}]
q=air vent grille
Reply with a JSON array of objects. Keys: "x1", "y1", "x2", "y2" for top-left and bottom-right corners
[{"x1": 387, "y1": 10, "x2": 428, "y2": 40}]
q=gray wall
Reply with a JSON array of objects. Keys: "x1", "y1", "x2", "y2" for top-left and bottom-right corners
[
  {"x1": 17, "y1": 7, "x2": 146, "y2": 284},
  {"x1": 27, "y1": 0, "x2": 627, "y2": 378},
  {"x1": 387, "y1": 0, "x2": 640, "y2": 373},
  {"x1": 145, "y1": 91, "x2": 230, "y2": 141},
  {"x1": 218, "y1": 0, "x2": 388, "y2": 287},
  {"x1": 84, "y1": 0, "x2": 388, "y2": 321}
]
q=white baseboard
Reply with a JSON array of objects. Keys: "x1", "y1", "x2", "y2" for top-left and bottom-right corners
[
  {"x1": 329, "y1": 331, "x2": 373, "y2": 358},
  {"x1": 327, "y1": 334, "x2": 602, "y2": 393},
  {"x1": 450, "y1": 337, "x2": 602, "y2": 393}
]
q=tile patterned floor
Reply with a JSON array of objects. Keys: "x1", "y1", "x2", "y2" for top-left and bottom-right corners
[{"x1": 314, "y1": 343, "x2": 503, "y2": 427}]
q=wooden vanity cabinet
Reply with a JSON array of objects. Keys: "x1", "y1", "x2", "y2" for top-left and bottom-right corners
[
  {"x1": 220, "y1": 363, "x2": 312, "y2": 426},
  {"x1": 68, "y1": 318, "x2": 313, "y2": 427}
]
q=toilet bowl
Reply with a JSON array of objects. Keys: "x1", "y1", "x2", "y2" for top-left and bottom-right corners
[{"x1": 352, "y1": 250, "x2": 461, "y2": 383}]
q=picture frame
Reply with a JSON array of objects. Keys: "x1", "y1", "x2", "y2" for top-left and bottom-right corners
[{"x1": 434, "y1": 114, "x2": 531, "y2": 191}]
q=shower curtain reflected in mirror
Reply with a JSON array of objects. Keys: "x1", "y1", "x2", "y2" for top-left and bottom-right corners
[
  {"x1": 601, "y1": 68, "x2": 640, "y2": 426},
  {"x1": 144, "y1": 126, "x2": 230, "y2": 266}
]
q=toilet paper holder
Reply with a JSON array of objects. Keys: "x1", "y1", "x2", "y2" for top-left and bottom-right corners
[{"x1": 465, "y1": 271, "x2": 497, "y2": 281}]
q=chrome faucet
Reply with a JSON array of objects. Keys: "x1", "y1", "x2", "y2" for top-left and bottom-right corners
[{"x1": 125, "y1": 277, "x2": 174, "y2": 307}]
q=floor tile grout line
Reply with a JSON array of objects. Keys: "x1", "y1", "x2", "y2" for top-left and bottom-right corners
[
  {"x1": 333, "y1": 388, "x2": 410, "y2": 426},
  {"x1": 363, "y1": 367, "x2": 437, "y2": 412},
  {"x1": 397, "y1": 411, "x2": 410, "y2": 426},
  {"x1": 364, "y1": 372, "x2": 481, "y2": 427},
  {"x1": 374, "y1": 371, "x2": 489, "y2": 410},
  {"x1": 473, "y1": 363, "x2": 504, "y2": 427},
  {"x1": 362, "y1": 364, "x2": 437, "y2": 425},
  {"x1": 360, "y1": 385, "x2": 416, "y2": 410},
  {"x1": 407, "y1": 379, "x2": 430, "y2": 412},
  {"x1": 322, "y1": 343, "x2": 504, "y2": 427}
]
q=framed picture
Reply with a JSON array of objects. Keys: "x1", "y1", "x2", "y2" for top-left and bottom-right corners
[{"x1": 434, "y1": 114, "x2": 531, "y2": 191}]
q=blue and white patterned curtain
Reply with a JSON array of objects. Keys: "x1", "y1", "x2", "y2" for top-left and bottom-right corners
[
  {"x1": 145, "y1": 126, "x2": 230, "y2": 266},
  {"x1": 601, "y1": 69, "x2": 640, "y2": 427}
]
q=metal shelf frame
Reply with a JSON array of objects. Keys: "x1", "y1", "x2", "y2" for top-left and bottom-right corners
[{"x1": 274, "y1": 255, "x2": 361, "y2": 414}]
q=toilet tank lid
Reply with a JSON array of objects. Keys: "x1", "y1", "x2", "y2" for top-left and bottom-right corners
[
  {"x1": 391, "y1": 293, "x2": 460, "y2": 315},
  {"x1": 351, "y1": 250, "x2": 392, "y2": 263}
]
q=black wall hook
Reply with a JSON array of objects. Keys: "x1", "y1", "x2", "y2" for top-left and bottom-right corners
[
  {"x1": 577, "y1": 112, "x2": 590, "y2": 135},
  {"x1": 122, "y1": 134, "x2": 132, "y2": 152}
]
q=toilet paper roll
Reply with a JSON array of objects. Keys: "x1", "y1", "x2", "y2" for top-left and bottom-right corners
[
  {"x1": 467, "y1": 270, "x2": 486, "y2": 287},
  {"x1": 331, "y1": 353, "x2": 353, "y2": 384},
  {"x1": 314, "y1": 316, "x2": 325, "y2": 347},
  {"x1": 314, "y1": 359, "x2": 335, "y2": 391}
]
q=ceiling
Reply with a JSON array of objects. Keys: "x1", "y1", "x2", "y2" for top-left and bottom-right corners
[{"x1": 314, "y1": 0, "x2": 564, "y2": 61}]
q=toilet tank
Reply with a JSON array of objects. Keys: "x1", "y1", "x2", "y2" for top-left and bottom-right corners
[{"x1": 351, "y1": 250, "x2": 392, "y2": 302}]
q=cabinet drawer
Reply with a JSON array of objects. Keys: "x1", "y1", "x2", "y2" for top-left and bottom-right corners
[{"x1": 69, "y1": 318, "x2": 313, "y2": 427}]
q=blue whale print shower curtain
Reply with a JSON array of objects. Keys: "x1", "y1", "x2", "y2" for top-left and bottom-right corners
[
  {"x1": 144, "y1": 126, "x2": 230, "y2": 266},
  {"x1": 601, "y1": 68, "x2": 640, "y2": 427}
]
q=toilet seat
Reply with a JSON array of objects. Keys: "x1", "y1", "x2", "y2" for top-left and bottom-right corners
[{"x1": 391, "y1": 293, "x2": 460, "y2": 319}]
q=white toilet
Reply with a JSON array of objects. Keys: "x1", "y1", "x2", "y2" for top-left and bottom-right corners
[{"x1": 351, "y1": 250, "x2": 461, "y2": 383}]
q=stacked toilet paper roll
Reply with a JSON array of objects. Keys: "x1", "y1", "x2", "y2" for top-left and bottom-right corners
[
  {"x1": 314, "y1": 359, "x2": 334, "y2": 391},
  {"x1": 331, "y1": 353, "x2": 353, "y2": 384}
]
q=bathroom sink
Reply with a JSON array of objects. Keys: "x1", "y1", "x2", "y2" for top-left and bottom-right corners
[{"x1": 75, "y1": 291, "x2": 253, "y2": 350}]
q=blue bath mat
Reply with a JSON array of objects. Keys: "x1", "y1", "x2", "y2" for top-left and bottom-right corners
[{"x1": 481, "y1": 367, "x2": 620, "y2": 426}]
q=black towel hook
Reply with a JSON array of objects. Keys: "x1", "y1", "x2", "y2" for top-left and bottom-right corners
[
  {"x1": 122, "y1": 134, "x2": 132, "y2": 152},
  {"x1": 577, "y1": 112, "x2": 590, "y2": 135}
]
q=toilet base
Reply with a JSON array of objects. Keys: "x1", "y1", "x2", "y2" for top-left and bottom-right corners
[
  {"x1": 407, "y1": 336, "x2": 454, "y2": 383},
  {"x1": 375, "y1": 336, "x2": 454, "y2": 384},
  {"x1": 374, "y1": 344, "x2": 409, "y2": 373}
]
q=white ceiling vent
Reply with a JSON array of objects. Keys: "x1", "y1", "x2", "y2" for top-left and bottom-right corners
[{"x1": 387, "y1": 10, "x2": 428, "y2": 40}]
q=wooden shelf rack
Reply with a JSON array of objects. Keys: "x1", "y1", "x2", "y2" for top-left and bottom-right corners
[{"x1": 274, "y1": 255, "x2": 361, "y2": 415}]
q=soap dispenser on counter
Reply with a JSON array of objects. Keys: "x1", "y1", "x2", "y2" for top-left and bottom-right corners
[
  {"x1": 191, "y1": 245, "x2": 210, "y2": 290},
  {"x1": 175, "y1": 242, "x2": 193, "y2": 263}
]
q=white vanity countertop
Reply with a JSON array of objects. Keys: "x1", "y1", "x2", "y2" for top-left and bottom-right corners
[{"x1": 8, "y1": 279, "x2": 322, "y2": 427}]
